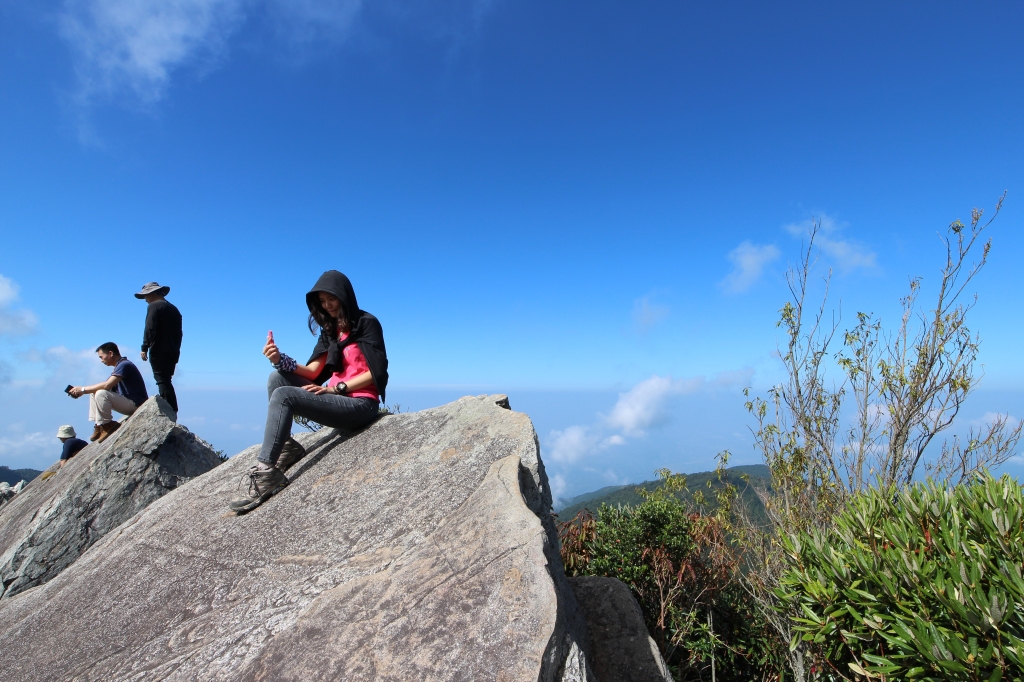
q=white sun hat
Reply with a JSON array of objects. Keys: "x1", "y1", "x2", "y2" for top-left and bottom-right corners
[{"x1": 56, "y1": 425, "x2": 77, "y2": 439}]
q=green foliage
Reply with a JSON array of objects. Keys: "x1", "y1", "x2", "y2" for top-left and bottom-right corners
[
  {"x1": 560, "y1": 470, "x2": 787, "y2": 681},
  {"x1": 778, "y1": 472, "x2": 1024, "y2": 681},
  {"x1": 735, "y1": 200, "x2": 1017, "y2": 681}
]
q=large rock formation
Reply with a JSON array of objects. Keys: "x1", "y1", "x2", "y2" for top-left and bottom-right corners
[
  {"x1": 0, "y1": 397, "x2": 221, "y2": 599},
  {"x1": 0, "y1": 395, "x2": 594, "y2": 681},
  {"x1": 569, "y1": 577, "x2": 674, "y2": 682}
]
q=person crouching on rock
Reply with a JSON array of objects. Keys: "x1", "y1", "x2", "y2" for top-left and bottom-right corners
[
  {"x1": 56, "y1": 425, "x2": 88, "y2": 469},
  {"x1": 230, "y1": 270, "x2": 389, "y2": 513},
  {"x1": 68, "y1": 343, "x2": 150, "y2": 443}
]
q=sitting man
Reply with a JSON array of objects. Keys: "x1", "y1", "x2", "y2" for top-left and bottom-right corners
[
  {"x1": 68, "y1": 342, "x2": 149, "y2": 442},
  {"x1": 56, "y1": 425, "x2": 88, "y2": 468}
]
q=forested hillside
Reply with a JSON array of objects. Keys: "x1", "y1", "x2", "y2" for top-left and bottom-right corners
[
  {"x1": 555, "y1": 464, "x2": 769, "y2": 520},
  {"x1": 0, "y1": 466, "x2": 41, "y2": 486}
]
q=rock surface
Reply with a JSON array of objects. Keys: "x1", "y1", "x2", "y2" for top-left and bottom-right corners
[
  {"x1": 0, "y1": 395, "x2": 594, "y2": 682},
  {"x1": 568, "y1": 576, "x2": 674, "y2": 682},
  {"x1": 0, "y1": 481, "x2": 24, "y2": 511},
  {"x1": 0, "y1": 397, "x2": 221, "y2": 599}
]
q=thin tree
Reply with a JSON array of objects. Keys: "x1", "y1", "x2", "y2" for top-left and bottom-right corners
[{"x1": 731, "y1": 195, "x2": 1020, "y2": 681}]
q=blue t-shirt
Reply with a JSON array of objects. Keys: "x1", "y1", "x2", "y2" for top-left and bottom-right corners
[
  {"x1": 111, "y1": 358, "x2": 148, "y2": 406},
  {"x1": 60, "y1": 437, "x2": 89, "y2": 461}
]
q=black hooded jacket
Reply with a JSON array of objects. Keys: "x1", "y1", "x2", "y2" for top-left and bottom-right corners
[{"x1": 305, "y1": 271, "x2": 389, "y2": 403}]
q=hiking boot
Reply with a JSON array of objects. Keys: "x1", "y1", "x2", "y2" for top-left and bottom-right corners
[
  {"x1": 276, "y1": 438, "x2": 307, "y2": 472},
  {"x1": 89, "y1": 424, "x2": 103, "y2": 442},
  {"x1": 229, "y1": 467, "x2": 288, "y2": 513},
  {"x1": 95, "y1": 421, "x2": 121, "y2": 443}
]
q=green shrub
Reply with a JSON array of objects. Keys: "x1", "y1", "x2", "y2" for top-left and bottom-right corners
[
  {"x1": 778, "y1": 473, "x2": 1024, "y2": 681},
  {"x1": 560, "y1": 472, "x2": 786, "y2": 681}
]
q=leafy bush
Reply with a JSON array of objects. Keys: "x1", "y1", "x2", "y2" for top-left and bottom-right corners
[
  {"x1": 559, "y1": 471, "x2": 786, "y2": 681},
  {"x1": 778, "y1": 472, "x2": 1024, "y2": 681}
]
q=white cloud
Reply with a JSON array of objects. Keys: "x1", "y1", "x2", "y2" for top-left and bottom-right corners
[
  {"x1": 543, "y1": 371, "x2": 752, "y2": 467},
  {"x1": 601, "y1": 468, "x2": 628, "y2": 484},
  {"x1": 0, "y1": 277, "x2": 18, "y2": 308},
  {"x1": 0, "y1": 344, "x2": 114, "y2": 394},
  {"x1": 265, "y1": 0, "x2": 362, "y2": 50},
  {"x1": 785, "y1": 214, "x2": 877, "y2": 274},
  {"x1": 0, "y1": 275, "x2": 38, "y2": 337},
  {"x1": 40, "y1": 345, "x2": 111, "y2": 384},
  {"x1": 548, "y1": 425, "x2": 600, "y2": 464},
  {"x1": 60, "y1": 0, "x2": 245, "y2": 105},
  {"x1": 0, "y1": 431, "x2": 51, "y2": 465},
  {"x1": 602, "y1": 373, "x2": 752, "y2": 436},
  {"x1": 720, "y1": 241, "x2": 780, "y2": 294},
  {"x1": 605, "y1": 375, "x2": 679, "y2": 436},
  {"x1": 56, "y1": 0, "x2": 499, "y2": 122},
  {"x1": 970, "y1": 412, "x2": 1020, "y2": 430},
  {"x1": 549, "y1": 472, "x2": 567, "y2": 507},
  {"x1": 632, "y1": 295, "x2": 669, "y2": 333}
]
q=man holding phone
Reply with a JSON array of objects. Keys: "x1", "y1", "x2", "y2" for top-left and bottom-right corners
[{"x1": 67, "y1": 342, "x2": 148, "y2": 442}]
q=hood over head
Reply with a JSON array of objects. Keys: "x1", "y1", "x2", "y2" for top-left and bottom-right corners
[
  {"x1": 303, "y1": 270, "x2": 389, "y2": 403},
  {"x1": 306, "y1": 270, "x2": 359, "y2": 330}
]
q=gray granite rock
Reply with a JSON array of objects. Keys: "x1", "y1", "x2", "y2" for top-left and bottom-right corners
[
  {"x1": 568, "y1": 576, "x2": 674, "y2": 682},
  {"x1": 0, "y1": 397, "x2": 221, "y2": 599},
  {"x1": 0, "y1": 481, "x2": 24, "y2": 511},
  {"x1": 0, "y1": 395, "x2": 594, "y2": 682}
]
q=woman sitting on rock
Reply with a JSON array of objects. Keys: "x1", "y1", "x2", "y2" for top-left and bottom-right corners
[{"x1": 230, "y1": 270, "x2": 389, "y2": 513}]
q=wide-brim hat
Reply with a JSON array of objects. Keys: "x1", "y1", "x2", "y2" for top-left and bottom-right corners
[
  {"x1": 57, "y1": 425, "x2": 76, "y2": 438},
  {"x1": 135, "y1": 282, "x2": 170, "y2": 299}
]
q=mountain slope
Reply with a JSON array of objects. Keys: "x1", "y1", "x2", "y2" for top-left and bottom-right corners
[
  {"x1": 0, "y1": 466, "x2": 41, "y2": 486},
  {"x1": 555, "y1": 464, "x2": 770, "y2": 521}
]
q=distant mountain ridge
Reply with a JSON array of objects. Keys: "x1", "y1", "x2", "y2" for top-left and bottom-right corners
[
  {"x1": 0, "y1": 466, "x2": 41, "y2": 487},
  {"x1": 555, "y1": 464, "x2": 770, "y2": 520},
  {"x1": 555, "y1": 484, "x2": 630, "y2": 512}
]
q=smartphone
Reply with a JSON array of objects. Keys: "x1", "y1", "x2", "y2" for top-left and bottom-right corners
[{"x1": 64, "y1": 385, "x2": 74, "y2": 396}]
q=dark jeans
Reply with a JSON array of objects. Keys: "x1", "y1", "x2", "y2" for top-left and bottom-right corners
[
  {"x1": 150, "y1": 353, "x2": 179, "y2": 413},
  {"x1": 260, "y1": 371, "x2": 379, "y2": 466}
]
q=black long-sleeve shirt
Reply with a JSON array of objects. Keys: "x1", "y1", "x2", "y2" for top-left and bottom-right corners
[{"x1": 142, "y1": 300, "x2": 183, "y2": 356}]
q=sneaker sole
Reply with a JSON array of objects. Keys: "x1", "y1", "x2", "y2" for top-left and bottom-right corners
[{"x1": 230, "y1": 480, "x2": 288, "y2": 514}]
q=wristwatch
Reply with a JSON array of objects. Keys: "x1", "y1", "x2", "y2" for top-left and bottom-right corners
[{"x1": 336, "y1": 383, "x2": 348, "y2": 395}]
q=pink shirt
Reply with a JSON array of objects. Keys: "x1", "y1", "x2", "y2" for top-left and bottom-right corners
[{"x1": 326, "y1": 333, "x2": 379, "y2": 401}]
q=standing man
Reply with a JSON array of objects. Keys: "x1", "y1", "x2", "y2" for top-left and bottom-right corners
[
  {"x1": 136, "y1": 282, "x2": 182, "y2": 414},
  {"x1": 68, "y1": 343, "x2": 149, "y2": 442}
]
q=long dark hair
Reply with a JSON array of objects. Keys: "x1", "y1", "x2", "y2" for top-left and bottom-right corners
[{"x1": 308, "y1": 298, "x2": 351, "y2": 338}]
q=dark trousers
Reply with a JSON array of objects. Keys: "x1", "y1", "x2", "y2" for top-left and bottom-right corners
[
  {"x1": 260, "y1": 371, "x2": 379, "y2": 465},
  {"x1": 150, "y1": 353, "x2": 179, "y2": 413}
]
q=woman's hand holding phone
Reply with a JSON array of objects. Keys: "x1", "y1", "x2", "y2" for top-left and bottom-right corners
[{"x1": 263, "y1": 330, "x2": 281, "y2": 364}]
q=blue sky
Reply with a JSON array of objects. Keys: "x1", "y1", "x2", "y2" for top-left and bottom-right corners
[{"x1": 1, "y1": 1, "x2": 1022, "y2": 501}]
